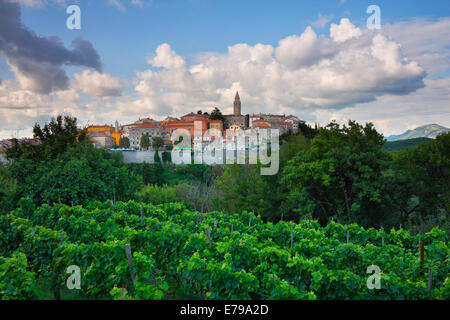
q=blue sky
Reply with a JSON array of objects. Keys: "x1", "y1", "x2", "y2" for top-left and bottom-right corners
[
  {"x1": 0, "y1": 0, "x2": 449, "y2": 138},
  {"x1": 15, "y1": 0, "x2": 450, "y2": 79}
]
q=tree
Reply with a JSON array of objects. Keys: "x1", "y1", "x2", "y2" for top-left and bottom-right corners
[
  {"x1": 209, "y1": 107, "x2": 224, "y2": 121},
  {"x1": 140, "y1": 134, "x2": 150, "y2": 150},
  {"x1": 0, "y1": 163, "x2": 17, "y2": 214},
  {"x1": 162, "y1": 152, "x2": 172, "y2": 163},
  {"x1": 6, "y1": 115, "x2": 82, "y2": 162},
  {"x1": 390, "y1": 132, "x2": 450, "y2": 233},
  {"x1": 152, "y1": 137, "x2": 164, "y2": 150},
  {"x1": 282, "y1": 121, "x2": 395, "y2": 227},
  {"x1": 119, "y1": 136, "x2": 130, "y2": 148},
  {"x1": 8, "y1": 141, "x2": 142, "y2": 206},
  {"x1": 154, "y1": 150, "x2": 161, "y2": 163},
  {"x1": 214, "y1": 164, "x2": 281, "y2": 221}
]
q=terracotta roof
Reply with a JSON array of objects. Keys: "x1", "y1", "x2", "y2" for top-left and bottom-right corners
[{"x1": 131, "y1": 123, "x2": 159, "y2": 129}]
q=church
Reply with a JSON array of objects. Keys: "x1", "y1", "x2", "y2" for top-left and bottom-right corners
[{"x1": 223, "y1": 92, "x2": 249, "y2": 130}]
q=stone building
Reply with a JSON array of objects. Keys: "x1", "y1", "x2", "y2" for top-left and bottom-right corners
[
  {"x1": 128, "y1": 123, "x2": 163, "y2": 149},
  {"x1": 223, "y1": 92, "x2": 247, "y2": 130}
]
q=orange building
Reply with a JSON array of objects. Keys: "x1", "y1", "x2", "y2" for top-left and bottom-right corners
[{"x1": 87, "y1": 125, "x2": 121, "y2": 145}]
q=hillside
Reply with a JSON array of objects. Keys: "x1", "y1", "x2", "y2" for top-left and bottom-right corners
[
  {"x1": 382, "y1": 137, "x2": 432, "y2": 151},
  {"x1": 387, "y1": 124, "x2": 449, "y2": 141}
]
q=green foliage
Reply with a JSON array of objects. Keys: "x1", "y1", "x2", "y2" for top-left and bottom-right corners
[
  {"x1": 9, "y1": 141, "x2": 142, "y2": 207},
  {"x1": 137, "y1": 185, "x2": 181, "y2": 205},
  {"x1": 119, "y1": 136, "x2": 131, "y2": 148},
  {"x1": 152, "y1": 137, "x2": 164, "y2": 150},
  {"x1": 162, "y1": 151, "x2": 172, "y2": 163},
  {"x1": 6, "y1": 115, "x2": 85, "y2": 162},
  {"x1": 140, "y1": 134, "x2": 150, "y2": 150},
  {"x1": 0, "y1": 252, "x2": 36, "y2": 300},
  {"x1": 154, "y1": 151, "x2": 161, "y2": 163},
  {"x1": 390, "y1": 133, "x2": 450, "y2": 233},
  {"x1": 0, "y1": 163, "x2": 17, "y2": 214},
  {"x1": 209, "y1": 107, "x2": 224, "y2": 121},
  {"x1": 382, "y1": 137, "x2": 432, "y2": 151},
  {"x1": 1, "y1": 201, "x2": 447, "y2": 300},
  {"x1": 282, "y1": 121, "x2": 397, "y2": 228},
  {"x1": 215, "y1": 164, "x2": 281, "y2": 221}
]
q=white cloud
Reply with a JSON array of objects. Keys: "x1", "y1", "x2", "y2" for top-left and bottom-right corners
[
  {"x1": 127, "y1": 18, "x2": 425, "y2": 121},
  {"x1": 73, "y1": 70, "x2": 125, "y2": 98},
  {"x1": 330, "y1": 18, "x2": 362, "y2": 42},
  {"x1": 383, "y1": 17, "x2": 450, "y2": 75},
  {"x1": 1, "y1": 17, "x2": 449, "y2": 140},
  {"x1": 312, "y1": 13, "x2": 333, "y2": 29}
]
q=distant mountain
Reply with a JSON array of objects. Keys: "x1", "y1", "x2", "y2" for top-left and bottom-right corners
[
  {"x1": 382, "y1": 137, "x2": 432, "y2": 152},
  {"x1": 386, "y1": 124, "x2": 449, "y2": 141}
]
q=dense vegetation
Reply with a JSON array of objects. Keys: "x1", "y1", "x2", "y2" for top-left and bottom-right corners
[
  {"x1": 0, "y1": 200, "x2": 448, "y2": 300},
  {"x1": 0, "y1": 116, "x2": 448, "y2": 300},
  {"x1": 382, "y1": 137, "x2": 432, "y2": 151}
]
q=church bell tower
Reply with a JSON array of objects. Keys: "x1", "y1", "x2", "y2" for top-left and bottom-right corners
[{"x1": 233, "y1": 91, "x2": 241, "y2": 115}]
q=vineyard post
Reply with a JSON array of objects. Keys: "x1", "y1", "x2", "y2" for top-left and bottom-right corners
[
  {"x1": 347, "y1": 230, "x2": 349, "y2": 244},
  {"x1": 290, "y1": 223, "x2": 293, "y2": 249},
  {"x1": 196, "y1": 212, "x2": 199, "y2": 225},
  {"x1": 125, "y1": 244, "x2": 136, "y2": 283},
  {"x1": 140, "y1": 204, "x2": 144, "y2": 225},
  {"x1": 231, "y1": 224, "x2": 233, "y2": 235},
  {"x1": 60, "y1": 230, "x2": 64, "y2": 245},
  {"x1": 427, "y1": 267, "x2": 432, "y2": 291},
  {"x1": 249, "y1": 212, "x2": 253, "y2": 227},
  {"x1": 171, "y1": 224, "x2": 174, "y2": 233},
  {"x1": 214, "y1": 221, "x2": 217, "y2": 229},
  {"x1": 110, "y1": 199, "x2": 114, "y2": 212},
  {"x1": 420, "y1": 241, "x2": 425, "y2": 265},
  {"x1": 121, "y1": 285, "x2": 127, "y2": 297},
  {"x1": 381, "y1": 227, "x2": 384, "y2": 246},
  {"x1": 206, "y1": 228, "x2": 210, "y2": 244},
  {"x1": 308, "y1": 218, "x2": 310, "y2": 230}
]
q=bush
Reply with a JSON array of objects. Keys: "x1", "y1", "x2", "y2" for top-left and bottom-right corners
[
  {"x1": 137, "y1": 185, "x2": 181, "y2": 205},
  {"x1": 0, "y1": 252, "x2": 36, "y2": 300}
]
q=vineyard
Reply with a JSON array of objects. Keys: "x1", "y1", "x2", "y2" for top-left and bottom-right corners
[{"x1": 0, "y1": 198, "x2": 449, "y2": 300}]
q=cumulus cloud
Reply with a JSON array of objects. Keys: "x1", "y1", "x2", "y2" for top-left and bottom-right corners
[
  {"x1": 0, "y1": 0, "x2": 102, "y2": 94},
  {"x1": 73, "y1": 70, "x2": 125, "y2": 98},
  {"x1": 1, "y1": 16, "x2": 448, "y2": 141},
  {"x1": 330, "y1": 18, "x2": 362, "y2": 42},
  {"x1": 128, "y1": 18, "x2": 425, "y2": 120},
  {"x1": 384, "y1": 17, "x2": 450, "y2": 75}
]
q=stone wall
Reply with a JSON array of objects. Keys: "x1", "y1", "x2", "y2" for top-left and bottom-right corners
[
  {"x1": 119, "y1": 150, "x2": 162, "y2": 164},
  {"x1": 0, "y1": 153, "x2": 8, "y2": 165}
]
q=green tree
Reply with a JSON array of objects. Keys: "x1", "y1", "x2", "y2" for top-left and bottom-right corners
[
  {"x1": 162, "y1": 151, "x2": 172, "y2": 163},
  {"x1": 0, "y1": 163, "x2": 17, "y2": 214},
  {"x1": 7, "y1": 115, "x2": 84, "y2": 162},
  {"x1": 282, "y1": 121, "x2": 395, "y2": 227},
  {"x1": 390, "y1": 132, "x2": 450, "y2": 233},
  {"x1": 140, "y1": 134, "x2": 150, "y2": 150},
  {"x1": 154, "y1": 151, "x2": 161, "y2": 163},
  {"x1": 209, "y1": 107, "x2": 224, "y2": 121},
  {"x1": 119, "y1": 136, "x2": 131, "y2": 148},
  {"x1": 214, "y1": 164, "x2": 280, "y2": 221},
  {"x1": 152, "y1": 137, "x2": 164, "y2": 150},
  {"x1": 9, "y1": 141, "x2": 142, "y2": 206}
]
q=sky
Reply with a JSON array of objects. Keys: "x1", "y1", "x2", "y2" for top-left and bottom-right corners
[{"x1": 0, "y1": 0, "x2": 449, "y2": 139}]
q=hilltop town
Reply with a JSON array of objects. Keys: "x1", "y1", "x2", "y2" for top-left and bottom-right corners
[
  {"x1": 85, "y1": 92, "x2": 305, "y2": 150},
  {"x1": 0, "y1": 92, "x2": 305, "y2": 159}
]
